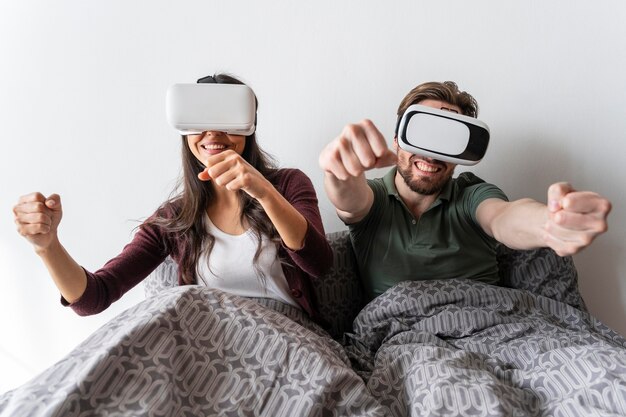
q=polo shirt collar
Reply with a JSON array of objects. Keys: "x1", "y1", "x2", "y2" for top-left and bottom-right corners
[
  {"x1": 382, "y1": 168, "x2": 399, "y2": 196},
  {"x1": 382, "y1": 167, "x2": 454, "y2": 204}
]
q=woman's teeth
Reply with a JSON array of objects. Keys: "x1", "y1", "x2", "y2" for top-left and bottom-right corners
[{"x1": 202, "y1": 144, "x2": 227, "y2": 150}]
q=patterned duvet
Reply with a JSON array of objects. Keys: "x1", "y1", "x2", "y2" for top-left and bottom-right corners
[
  {"x1": 344, "y1": 279, "x2": 626, "y2": 416},
  {"x1": 2, "y1": 280, "x2": 625, "y2": 417}
]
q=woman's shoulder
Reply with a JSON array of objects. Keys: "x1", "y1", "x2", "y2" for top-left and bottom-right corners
[
  {"x1": 271, "y1": 167, "x2": 311, "y2": 182},
  {"x1": 144, "y1": 198, "x2": 184, "y2": 223},
  {"x1": 270, "y1": 168, "x2": 313, "y2": 191}
]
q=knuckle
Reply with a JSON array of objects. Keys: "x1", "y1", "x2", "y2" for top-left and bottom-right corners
[
  {"x1": 551, "y1": 182, "x2": 567, "y2": 194},
  {"x1": 600, "y1": 199, "x2": 612, "y2": 214},
  {"x1": 343, "y1": 124, "x2": 359, "y2": 137},
  {"x1": 580, "y1": 235, "x2": 593, "y2": 247},
  {"x1": 361, "y1": 155, "x2": 376, "y2": 169},
  {"x1": 347, "y1": 165, "x2": 364, "y2": 177},
  {"x1": 360, "y1": 118, "x2": 374, "y2": 128},
  {"x1": 541, "y1": 231, "x2": 550, "y2": 245},
  {"x1": 337, "y1": 134, "x2": 349, "y2": 145},
  {"x1": 591, "y1": 218, "x2": 608, "y2": 234},
  {"x1": 323, "y1": 159, "x2": 336, "y2": 171},
  {"x1": 553, "y1": 212, "x2": 564, "y2": 225},
  {"x1": 337, "y1": 135, "x2": 352, "y2": 152},
  {"x1": 319, "y1": 151, "x2": 332, "y2": 168}
]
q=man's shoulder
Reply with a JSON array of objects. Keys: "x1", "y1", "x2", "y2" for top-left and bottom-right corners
[
  {"x1": 452, "y1": 172, "x2": 508, "y2": 203},
  {"x1": 454, "y1": 172, "x2": 490, "y2": 189},
  {"x1": 366, "y1": 168, "x2": 397, "y2": 196},
  {"x1": 366, "y1": 176, "x2": 386, "y2": 190}
]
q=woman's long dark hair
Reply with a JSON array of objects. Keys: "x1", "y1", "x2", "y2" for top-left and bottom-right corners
[{"x1": 144, "y1": 73, "x2": 281, "y2": 285}]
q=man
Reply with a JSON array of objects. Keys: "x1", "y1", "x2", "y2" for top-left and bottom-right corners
[{"x1": 319, "y1": 81, "x2": 611, "y2": 299}]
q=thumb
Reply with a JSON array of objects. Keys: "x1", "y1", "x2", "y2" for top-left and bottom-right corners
[
  {"x1": 197, "y1": 169, "x2": 211, "y2": 181},
  {"x1": 374, "y1": 148, "x2": 397, "y2": 168},
  {"x1": 45, "y1": 194, "x2": 62, "y2": 211},
  {"x1": 547, "y1": 182, "x2": 574, "y2": 212}
]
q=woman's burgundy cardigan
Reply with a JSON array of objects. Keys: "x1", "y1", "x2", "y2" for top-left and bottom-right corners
[{"x1": 63, "y1": 168, "x2": 333, "y2": 323}]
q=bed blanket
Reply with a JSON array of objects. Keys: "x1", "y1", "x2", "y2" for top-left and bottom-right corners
[
  {"x1": 344, "y1": 279, "x2": 626, "y2": 417},
  {"x1": 0, "y1": 286, "x2": 387, "y2": 417},
  {"x1": 2, "y1": 279, "x2": 626, "y2": 417}
]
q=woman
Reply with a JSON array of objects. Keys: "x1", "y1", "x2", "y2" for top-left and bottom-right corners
[
  {"x1": 5, "y1": 74, "x2": 390, "y2": 417},
  {"x1": 12, "y1": 73, "x2": 332, "y2": 323}
]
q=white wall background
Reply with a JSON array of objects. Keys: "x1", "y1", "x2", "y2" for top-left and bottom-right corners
[{"x1": 1, "y1": 0, "x2": 625, "y2": 392}]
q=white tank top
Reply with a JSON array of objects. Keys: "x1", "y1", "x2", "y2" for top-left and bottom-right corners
[{"x1": 195, "y1": 216, "x2": 300, "y2": 308}]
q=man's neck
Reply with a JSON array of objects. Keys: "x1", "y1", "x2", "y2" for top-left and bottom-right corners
[{"x1": 394, "y1": 172, "x2": 441, "y2": 219}]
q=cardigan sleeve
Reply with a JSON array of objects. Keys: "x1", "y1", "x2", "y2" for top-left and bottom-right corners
[
  {"x1": 275, "y1": 169, "x2": 333, "y2": 279},
  {"x1": 62, "y1": 212, "x2": 171, "y2": 316}
]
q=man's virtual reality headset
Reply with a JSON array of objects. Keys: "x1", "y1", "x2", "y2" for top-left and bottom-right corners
[
  {"x1": 166, "y1": 82, "x2": 256, "y2": 136},
  {"x1": 395, "y1": 105, "x2": 490, "y2": 166}
]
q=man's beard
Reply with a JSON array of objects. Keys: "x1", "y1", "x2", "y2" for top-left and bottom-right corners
[{"x1": 397, "y1": 155, "x2": 453, "y2": 196}]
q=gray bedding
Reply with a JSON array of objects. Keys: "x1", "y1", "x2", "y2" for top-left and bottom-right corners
[
  {"x1": 0, "y1": 287, "x2": 386, "y2": 417},
  {"x1": 345, "y1": 279, "x2": 626, "y2": 416},
  {"x1": 2, "y1": 280, "x2": 626, "y2": 416}
]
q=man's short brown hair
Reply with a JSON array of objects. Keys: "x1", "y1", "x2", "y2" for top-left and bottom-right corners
[{"x1": 397, "y1": 81, "x2": 479, "y2": 120}]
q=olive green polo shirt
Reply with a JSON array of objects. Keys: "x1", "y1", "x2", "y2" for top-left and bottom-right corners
[{"x1": 348, "y1": 168, "x2": 508, "y2": 299}]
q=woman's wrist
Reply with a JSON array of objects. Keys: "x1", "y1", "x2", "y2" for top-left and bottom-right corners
[{"x1": 34, "y1": 235, "x2": 62, "y2": 257}]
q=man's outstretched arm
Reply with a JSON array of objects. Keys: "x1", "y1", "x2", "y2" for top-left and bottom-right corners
[
  {"x1": 319, "y1": 119, "x2": 396, "y2": 224},
  {"x1": 476, "y1": 182, "x2": 611, "y2": 256}
]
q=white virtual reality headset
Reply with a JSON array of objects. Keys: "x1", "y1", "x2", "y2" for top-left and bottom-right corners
[
  {"x1": 395, "y1": 104, "x2": 490, "y2": 166},
  {"x1": 166, "y1": 81, "x2": 256, "y2": 136}
]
